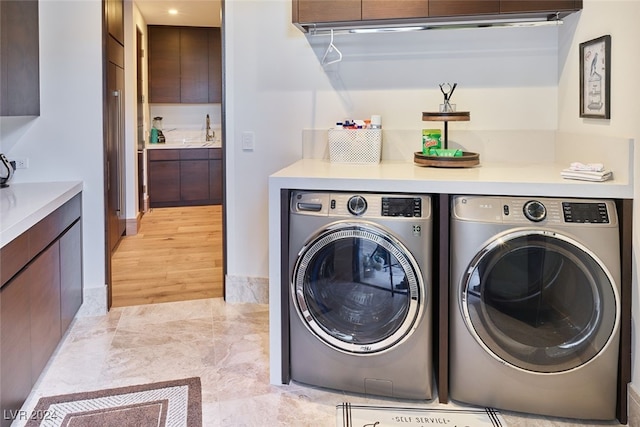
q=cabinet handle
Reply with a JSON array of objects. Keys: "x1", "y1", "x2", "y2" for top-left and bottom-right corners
[{"x1": 113, "y1": 89, "x2": 123, "y2": 214}]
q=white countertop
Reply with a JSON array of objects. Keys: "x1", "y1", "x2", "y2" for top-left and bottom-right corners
[
  {"x1": 270, "y1": 159, "x2": 632, "y2": 199},
  {"x1": 0, "y1": 181, "x2": 83, "y2": 248},
  {"x1": 146, "y1": 141, "x2": 222, "y2": 149}
]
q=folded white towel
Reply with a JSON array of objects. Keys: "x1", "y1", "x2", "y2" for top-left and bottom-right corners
[
  {"x1": 569, "y1": 162, "x2": 605, "y2": 172},
  {"x1": 561, "y1": 168, "x2": 613, "y2": 182}
]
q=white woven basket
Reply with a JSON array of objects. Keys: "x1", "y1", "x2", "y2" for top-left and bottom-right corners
[{"x1": 328, "y1": 129, "x2": 382, "y2": 164}]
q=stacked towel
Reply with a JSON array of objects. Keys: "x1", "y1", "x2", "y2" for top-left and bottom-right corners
[{"x1": 561, "y1": 162, "x2": 613, "y2": 182}]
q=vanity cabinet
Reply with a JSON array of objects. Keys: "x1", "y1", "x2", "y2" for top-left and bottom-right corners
[
  {"x1": 0, "y1": 194, "x2": 83, "y2": 427},
  {"x1": 148, "y1": 148, "x2": 222, "y2": 207},
  {"x1": 148, "y1": 26, "x2": 222, "y2": 104},
  {"x1": 293, "y1": 0, "x2": 581, "y2": 29},
  {"x1": 0, "y1": 0, "x2": 40, "y2": 116}
]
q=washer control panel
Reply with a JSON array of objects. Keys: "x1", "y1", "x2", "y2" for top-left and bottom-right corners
[
  {"x1": 381, "y1": 197, "x2": 422, "y2": 217},
  {"x1": 562, "y1": 202, "x2": 610, "y2": 223},
  {"x1": 291, "y1": 191, "x2": 430, "y2": 219}
]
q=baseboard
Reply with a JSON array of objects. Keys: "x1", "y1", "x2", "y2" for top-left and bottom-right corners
[
  {"x1": 76, "y1": 285, "x2": 108, "y2": 317},
  {"x1": 629, "y1": 384, "x2": 639, "y2": 426},
  {"x1": 125, "y1": 212, "x2": 143, "y2": 236},
  {"x1": 225, "y1": 275, "x2": 269, "y2": 304}
]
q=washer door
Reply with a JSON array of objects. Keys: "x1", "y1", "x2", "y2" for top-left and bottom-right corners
[
  {"x1": 292, "y1": 222, "x2": 424, "y2": 354},
  {"x1": 462, "y1": 230, "x2": 619, "y2": 373}
]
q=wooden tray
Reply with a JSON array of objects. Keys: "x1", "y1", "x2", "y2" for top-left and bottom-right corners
[{"x1": 414, "y1": 151, "x2": 480, "y2": 168}]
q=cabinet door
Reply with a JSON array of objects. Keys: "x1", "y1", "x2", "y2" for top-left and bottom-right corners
[
  {"x1": 148, "y1": 160, "x2": 181, "y2": 205},
  {"x1": 180, "y1": 160, "x2": 210, "y2": 201},
  {"x1": 1, "y1": 272, "x2": 31, "y2": 427},
  {"x1": 297, "y1": 0, "x2": 361, "y2": 23},
  {"x1": 208, "y1": 28, "x2": 222, "y2": 103},
  {"x1": 30, "y1": 244, "x2": 61, "y2": 384},
  {"x1": 362, "y1": 0, "x2": 428, "y2": 20},
  {"x1": 500, "y1": 0, "x2": 577, "y2": 13},
  {"x1": 180, "y1": 28, "x2": 210, "y2": 103},
  {"x1": 106, "y1": 0, "x2": 124, "y2": 45},
  {"x1": 430, "y1": 0, "x2": 499, "y2": 16},
  {"x1": 60, "y1": 221, "x2": 83, "y2": 334},
  {"x1": 0, "y1": 0, "x2": 40, "y2": 116},
  {"x1": 209, "y1": 159, "x2": 223, "y2": 204},
  {"x1": 148, "y1": 26, "x2": 180, "y2": 103}
]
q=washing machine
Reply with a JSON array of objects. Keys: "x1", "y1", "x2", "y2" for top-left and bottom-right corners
[
  {"x1": 449, "y1": 195, "x2": 620, "y2": 420},
  {"x1": 288, "y1": 191, "x2": 433, "y2": 399}
]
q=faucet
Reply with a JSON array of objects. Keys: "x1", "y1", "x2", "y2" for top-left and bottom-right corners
[{"x1": 206, "y1": 114, "x2": 215, "y2": 141}]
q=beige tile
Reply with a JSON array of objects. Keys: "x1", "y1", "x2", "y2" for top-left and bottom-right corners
[{"x1": 13, "y1": 297, "x2": 626, "y2": 427}]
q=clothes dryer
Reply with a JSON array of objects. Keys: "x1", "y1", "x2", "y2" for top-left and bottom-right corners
[
  {"x1": 288, "y1": 191, "x2": 433, "y2": 399},
  {"x1": 449, "y1": 195, "x2": 620, "y2": 420}
]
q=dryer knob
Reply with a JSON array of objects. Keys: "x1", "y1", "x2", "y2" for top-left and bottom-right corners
[
  {"x1": 347, "y1": 195, "x2": 367, "y2": 216},
  {"x1": 523, "y1": 200, "x2": 546, "y2": 222}
]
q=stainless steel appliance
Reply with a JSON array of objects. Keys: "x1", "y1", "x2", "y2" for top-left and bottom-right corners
[
  {"x1": 449, "y1": 195, "x2": 620, "y2": 420},
  {"x1": 0, "y1": 154, "x2": 16, "y2": 187},
  {"x1": 288, "y1": 191, "x2": 434, "y2": 399}
]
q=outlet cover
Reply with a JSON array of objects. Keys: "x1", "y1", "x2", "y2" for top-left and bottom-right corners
[{"x1": 12, "y1": 158, "x2": 29, "y2": 169}]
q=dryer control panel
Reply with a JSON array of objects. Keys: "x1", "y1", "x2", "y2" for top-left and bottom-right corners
[{"x1": 452, "y1": 195, "x2": 616, "y2": 226}]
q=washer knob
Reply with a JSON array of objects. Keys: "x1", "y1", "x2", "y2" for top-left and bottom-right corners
[
  {"x1": 347, "y1": 195, "x2": 367, "y2": 216},
  {"x1": 523, "y1": 200, "x2": 546, "y2": 222}
]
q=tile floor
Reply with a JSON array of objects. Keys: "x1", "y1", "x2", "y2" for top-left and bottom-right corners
[{"x1": 15, "y1": 298, "x2": 625, "y2": 426}]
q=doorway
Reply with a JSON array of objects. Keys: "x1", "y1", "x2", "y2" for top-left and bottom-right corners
[{"x1": 105, "y1": 0, "x2": 226, "y2": 308}]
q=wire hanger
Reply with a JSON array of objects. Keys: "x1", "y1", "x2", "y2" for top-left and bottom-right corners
[{"x1": 321, "y1": 29, "x2": 342, "y2": 66}]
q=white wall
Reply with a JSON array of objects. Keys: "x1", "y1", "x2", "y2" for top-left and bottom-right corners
[
  {"x1": 557, "y1": 0, "x2": 640, "y2": 396},
  {"x1": 224, "y1": 0, "x2": 561, "y2": 281},
  {"x1": 1, "y1": 0, "x2": 105, "y2": 297}
]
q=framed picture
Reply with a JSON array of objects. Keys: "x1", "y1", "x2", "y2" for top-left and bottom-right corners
[{"x1": 579, "y1": 35, "x2": 611, "y2": 119}]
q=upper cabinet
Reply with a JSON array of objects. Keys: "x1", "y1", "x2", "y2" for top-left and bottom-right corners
[
  {"x1": 148, "y1": 26, "x2": 222, "y2": 104},
  {"x1": 0, "y1": 0, "x2": 40, "y2": 117},
  {"x1": 429, "y1": 0, "x2": 499, "y2": 17},
  {"x1": 293, "y1": 0, "x2": 582, "y2": 31},
  {"x1": 106, "y1": 0, "x2": 124, "y2": 45},
  {"x1": 363, "y1": 0, "x2": 429, "y2": 20},
  {"x1": 500, "y1": 0, "x2": 581, "y2": 13}
]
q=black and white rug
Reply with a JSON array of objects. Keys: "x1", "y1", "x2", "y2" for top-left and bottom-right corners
[{"x1": 337, "y1": 402, "x2": 505, "y2": 427}]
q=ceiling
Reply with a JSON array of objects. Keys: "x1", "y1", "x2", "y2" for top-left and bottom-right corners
[{"x1": 135, "y1": 0, "x2": 221, "y2": 27}]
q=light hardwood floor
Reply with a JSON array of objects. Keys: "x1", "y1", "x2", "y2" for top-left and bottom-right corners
[{"x1": 111, "y1": 205, "x2": 223, "y2": 307}]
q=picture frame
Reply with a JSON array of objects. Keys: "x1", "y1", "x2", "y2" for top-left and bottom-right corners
[{"x1": 579, "y1": 35, "x2": 611, "y2": 119}]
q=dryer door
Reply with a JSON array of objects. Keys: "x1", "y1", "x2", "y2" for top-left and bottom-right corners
[
  {"x1": 292, "y1": 222, "x2": 424, "y2": 354},
  {"x1": 461, "y1": 230, "x2": 619, "y2": 373}
]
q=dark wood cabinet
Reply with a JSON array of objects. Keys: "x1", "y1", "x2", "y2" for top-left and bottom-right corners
[
  {"x1": 60, "y1": 221, "x2": 83, "y2": 333},
  {"x1": 148, "y1": 26, "x2": 181, "y2": 103},
  {"x1": 430, "y1": 0, "x2": 499, "y2": 17},
  {"x1": 208, "y1": 28, "x2": 223, "y2": 103},
  {"x1": 294, "y1": 0, "x2": 580, "y2": 28},
  {"x1": 296, "y1": 0, "x2": 361, "y2": 23},
  {"x1": 0, "y1": 0, "x2": 40, "y2": 116},
  {"x1": 363, "y1": 0, "x2": 428, "y2": 20},
  {"x1": 29, "y1": 244, "x2": 61, "y2": 382},
  {"x1": 0, "y1": 195, "x2": 82, "y2": 427},
  {"x1": 148, "y1": 148, "x2": 222, "y2": 207},
  {"x1": 500, "y1": 0, "x2": 579, "y2": 13},
  {"x1": 209, "y1": 149, "x2": 223, "y2": 204},
  {"x1": 106, "y1": 0, "x2": 124, "y2": 45},
  {"x1": 1, "y1": 272, "x2": 32, "y2": 427},
  {"x1": 180, "y1": 28, "x2": 210, "y2": 103},
  {"x1": 148, "y1": 26, "x2": 222, "y2": 104}
]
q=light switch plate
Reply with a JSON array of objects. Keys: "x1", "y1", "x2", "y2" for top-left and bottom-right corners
[{"x1": 242, "y1": 131, "x2": 255, "y2": 151}]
